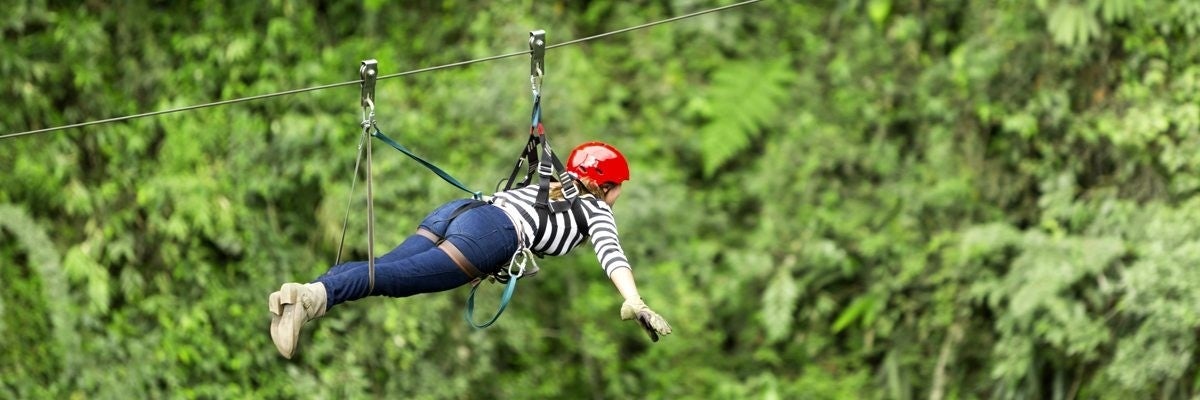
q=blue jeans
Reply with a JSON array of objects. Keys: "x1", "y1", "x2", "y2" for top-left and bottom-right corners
[{"x1": 315, "y1": 199, "x2": 519, "y2": 308}]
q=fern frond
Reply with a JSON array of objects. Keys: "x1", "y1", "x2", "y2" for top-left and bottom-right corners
[
  {"x1": 0, "y1": 204, "x2": 80, "y2": 379},
  {"x1": 698, "y1": 58, "x2": 796, "y2": 177},
  {"x1": 762, "y1": 267, "x2": 799, "y2": 342},
  {"x1": 1046, "y1": 3, "x2": 1101, "y2": 48}
]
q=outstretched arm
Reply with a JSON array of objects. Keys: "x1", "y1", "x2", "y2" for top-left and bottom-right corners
[
  {"x1": 583, "y1": 201, "x2": 671, "y2": 340},
  {"x1": 608, "y1": 267, "x2": 641, "y2": 302}
]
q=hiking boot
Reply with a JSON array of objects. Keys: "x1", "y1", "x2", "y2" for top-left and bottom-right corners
[{"x1": 268, "y1": 282, "x2": 327, "y2": 359}]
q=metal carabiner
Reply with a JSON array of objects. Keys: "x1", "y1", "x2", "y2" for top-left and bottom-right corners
[
  {"x1": 507, "y1": 249, "x2": 527, "y2": 279},
  {"x1": 530, "y1": 75, "x2": 542, "y2": 97}
]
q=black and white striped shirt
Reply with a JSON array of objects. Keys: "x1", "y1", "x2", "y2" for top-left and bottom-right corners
[{"x1": 491, "y1": 185, "x2": 630, "y2": 277}]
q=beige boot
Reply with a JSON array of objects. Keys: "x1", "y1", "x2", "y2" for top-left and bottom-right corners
[{"x1": 268, "y1": 282, "x2": 327, "y2": 359}]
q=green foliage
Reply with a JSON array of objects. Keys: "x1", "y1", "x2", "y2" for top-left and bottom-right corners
[
  {"x1": 1047, "y1": 3, "x2": 1101, "y2": 48},
  {"x1": 692, "y1": 58, "x2": 794, "y2": 177},
  {"x1": 0, "y1": 204, "x2": 76, "y2": 398},
  {"x1": 3, "y1": 0, "x2": 1200, "y2": 399}
]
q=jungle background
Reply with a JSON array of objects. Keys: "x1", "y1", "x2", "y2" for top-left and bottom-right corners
[{"x1": 3, "y1": 0, "x2": 1200, "y2": 398}]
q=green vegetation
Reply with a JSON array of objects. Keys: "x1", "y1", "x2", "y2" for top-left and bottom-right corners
[{"x1": 3, "y1": 0, "x2": 1199, "y2": 398}]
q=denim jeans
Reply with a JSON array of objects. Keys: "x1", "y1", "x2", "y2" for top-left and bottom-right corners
[{"x1": 315, "y1": 198, "x2": 519, "y2": 308}]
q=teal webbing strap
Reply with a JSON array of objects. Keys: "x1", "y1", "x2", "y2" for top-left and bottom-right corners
[
  {"x1": 372, "y1": 127, "x2": 519, "y2": 328},
  {"x1": 465, "y1": 276, "x2": 519, "y2": 328},
  {"x1": 371, "y1": 129, "x2": 483, "y2": 200}
]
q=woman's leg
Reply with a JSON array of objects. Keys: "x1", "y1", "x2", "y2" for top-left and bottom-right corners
[
  {"x1": 316, "y1": 234, "x2": 434, "y2": 280},
  {"x1": 314, "y1": 202, "x2": 517, "y2": 308},
  {"x1": 269, "y1": 202, "x2": 516, "y2": 358},
  {"x1": 316, "y1": 199, "x2": 474, "y2": 280},
  {"x1": 317, "y1": 246, "x2": 467, "y2": 306}
]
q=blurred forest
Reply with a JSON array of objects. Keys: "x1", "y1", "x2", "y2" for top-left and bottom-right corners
[{"x1": 3, "y1": 0, "x2": 1200, "y2": 398}]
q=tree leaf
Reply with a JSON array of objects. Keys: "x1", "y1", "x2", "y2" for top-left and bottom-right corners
[
  {"x1": 698, "y1": 58, "x2": 795, "y2": 177},
  {"x1": 762, "y1": 268, "x2": 800, "y2": 342},
  {"x1": 1047, "y1": 3, "x2": 1101, "y2": 47}
]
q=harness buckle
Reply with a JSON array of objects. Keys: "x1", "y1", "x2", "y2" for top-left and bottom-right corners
[
  {"x1": 561, "y1": 177, "x2": 579, "y2": 199},
  {"x1": 537, "y1": 163, "x2": 554, "y2": 176}
]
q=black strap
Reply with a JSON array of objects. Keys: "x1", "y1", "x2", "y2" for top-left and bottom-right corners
[
  {"x1": 532, "y1": 187, "x2": 596, "y2": 257},
  {"x1": 503, "y1": 134, "x2": 540, "y2": 191},
  {"x1": 448, "y1": 200, "x2": 488, "y2": 222},
  {"x1": 537, "y1": 138, "x2": 581, "y2": 214},
  {"x1": 504, "y1": 93, "x2": 546, "y2": 192},
  {"x1": 504, "y1": 92, "x2": 580, "y2": 213},
  {"x1": 570, "y1": 196, "x2": 592, "y2": 239}
]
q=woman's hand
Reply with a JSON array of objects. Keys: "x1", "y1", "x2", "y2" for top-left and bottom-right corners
[{"x1": 621, "y1": 298, "x2": 672, "y2": 342}]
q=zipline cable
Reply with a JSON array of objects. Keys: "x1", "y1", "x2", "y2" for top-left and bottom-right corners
[
  {"x1": 1, "y1": 80, "x2": 358, "y2": 140},
  {"x1": 549, "y1": 0, "x2": 762, "y2": 49},
  {"x1": 0, "y1": 0, "x2": 763, "y2": 141}
]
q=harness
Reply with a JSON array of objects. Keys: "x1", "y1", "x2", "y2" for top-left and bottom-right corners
[
  {"x1": 337, "y1": 30, "x2": 584, "y2": 329},
  {"x1": 502, "y1": 30, "x2": 593, "y2": 252}
]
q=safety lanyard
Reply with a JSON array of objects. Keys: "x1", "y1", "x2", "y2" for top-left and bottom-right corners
[
  {"x1": 337, "y1": 60, "x2": 484, "y2": 298},
  {"x1": 502, "y1": 30, "x2": 580, "y2": 213},
  {"x1": 333, "y1": 60, "x2": 381, "y2": 296}
]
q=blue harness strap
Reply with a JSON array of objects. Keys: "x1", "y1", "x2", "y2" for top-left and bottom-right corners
[
  {"x1": 371, "y1": 128, "x2": 483, "y2": 200},
  {"x1": 370, "y1": 127, "x2": 523, "y2": 328},
  {"x1": 464, "y1": 275, "x2": 520, "y2": 328}
]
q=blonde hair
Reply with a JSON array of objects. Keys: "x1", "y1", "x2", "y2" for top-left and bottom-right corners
[{"x1": 549, "y1": 178, "x2": 615, "y2": 201}]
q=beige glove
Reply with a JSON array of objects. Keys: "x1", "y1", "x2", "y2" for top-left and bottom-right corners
[{"x1": 621, "y1": 298, "x2": 672, "y2": 342}]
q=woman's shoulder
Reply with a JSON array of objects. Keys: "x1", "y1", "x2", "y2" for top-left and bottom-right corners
[
  {"x1": 495, "y1": 185, "x2": 539, "y2": 198},
  {"x1": 577, "y1": 195, "x2": 612, "y2": 213}
]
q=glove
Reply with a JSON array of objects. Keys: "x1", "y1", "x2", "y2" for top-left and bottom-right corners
[{"x1": 621, "y1": 298, "x2": 672, "y2": 342}]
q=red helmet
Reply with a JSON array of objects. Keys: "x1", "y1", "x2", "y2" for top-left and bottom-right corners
[{"x1": 567, "y1": 141, "x2": 629, "y2": 185}]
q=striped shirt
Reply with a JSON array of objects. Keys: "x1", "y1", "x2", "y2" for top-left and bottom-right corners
[{"x1": 491, "y1": 185, "x2": 630, "y2": 276}]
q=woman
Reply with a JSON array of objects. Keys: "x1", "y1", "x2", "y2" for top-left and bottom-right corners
[{"x1": 268, "y1": 141, "x2": 672, "y2": 358}]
